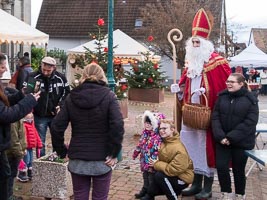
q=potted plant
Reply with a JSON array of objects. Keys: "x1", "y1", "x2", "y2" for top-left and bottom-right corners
[
  {"x1": 31, "y1": 152, "x2": 73, "y2": 199},
  {"x1": 125, "y1": 50, "x2": 168, "y2": 103}
]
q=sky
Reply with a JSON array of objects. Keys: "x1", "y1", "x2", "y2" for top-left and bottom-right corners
[
  {"x1": 225, "y1": 0, "x2": 267, "y2": 44},
  {"x1": 31, "y1": 0, "x2": 267, "y2": 44}
]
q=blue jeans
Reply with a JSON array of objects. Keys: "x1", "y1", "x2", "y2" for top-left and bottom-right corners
[
  {"x1": 23, "y1": 149, "x2": 33, "y2": 168},
  {"x1": 34, "y1": 115, "x2": 54, "y2": 157},
  {"x1": 71, "y1": 171, "x2": 112, "y2": 200}
]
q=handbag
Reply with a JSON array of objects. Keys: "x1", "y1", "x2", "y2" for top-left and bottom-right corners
[{"x1": 182, "y1": 92, "x2": 211, "y2": 130}]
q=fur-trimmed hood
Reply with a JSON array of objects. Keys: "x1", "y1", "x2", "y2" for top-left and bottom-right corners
[
  {"x1": 142, "y1": 110, "x2": 158, "y2": 131},
  {"x1": 142, "y1": 110, "x2": 165, "y2": 131}
]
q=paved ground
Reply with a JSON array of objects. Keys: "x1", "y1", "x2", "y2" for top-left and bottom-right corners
[{"x1": 13, "y1": 93, "x2": 267, "y2": 200}]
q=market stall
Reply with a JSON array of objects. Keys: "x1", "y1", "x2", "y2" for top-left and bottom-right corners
[
  {"x1": 66, "y1": 29, "x2": 159, "y2": 83},
  {"x1": 229, "y1": 43, "x2": 267, "y2": 68},
  {"x1": 0, "y1": 9, "x2": 49, "y2": 80},
  {"x1": 0, "y1": 9, "x2": 49, "y2": 45}
]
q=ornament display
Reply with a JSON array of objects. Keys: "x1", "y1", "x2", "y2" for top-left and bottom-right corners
[{"x1": 125, "y1": 52, "x2": 167, "y2": 89}]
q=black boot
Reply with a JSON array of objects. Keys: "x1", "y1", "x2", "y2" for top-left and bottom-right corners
[
  {"x1": 27, "y1": 168, "x2": 33, "y2": 180},
  {"x1": 182, "y1": 174, "x2": 203, "y2": 196},
  {"x1": 140, "y1": 194, "x2": 155, "y2": 200},
  {"x1": 135, "y1": 187, "x2": 147, "y2": 199},
  {"x1": 195, "y1": 176, "x2": 214, "y2": 199}
]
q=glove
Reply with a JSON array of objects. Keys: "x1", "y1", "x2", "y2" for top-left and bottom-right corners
[
  {"x1": 170, "y1": 84, "x2": 180, "y2": 93},
  {"x1": 192, "y1": 87, "x2": 206, "y2": 96}
]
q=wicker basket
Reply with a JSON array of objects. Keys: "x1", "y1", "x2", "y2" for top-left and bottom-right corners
[{"x1": 182, "y1": 93, "x2": 211, "y2": 130}]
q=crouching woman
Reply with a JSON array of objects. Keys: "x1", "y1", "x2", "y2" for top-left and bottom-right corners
[{"x1": 142, "y1": 119, "x2": 194, "y2": 200}]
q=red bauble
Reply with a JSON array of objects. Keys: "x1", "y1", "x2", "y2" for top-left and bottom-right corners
[
  {"x1": 121, "y1": 84, "x2": 128, "y2": 91},
  {"x1": 148, "y1": 78, "x2": 154, "y2": 83},
  {"x1": 153, "y1": 64, "x2": 158, "y2": 69},
  {"x1": 148, "y1": 35, "x2": 154, "y2": 41},
  {"x1": 133, "y1": 67, "x2": 139, "y2": 72},
  {"x1": 97, "y1": 18, "x2": 105, "y2": 26},
  {"x1": 104, "y1": 47, "x2": 108, "y2": 52}
]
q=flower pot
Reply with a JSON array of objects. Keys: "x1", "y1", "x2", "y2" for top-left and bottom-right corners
[
  {"x1": 128, "y1": 88, "x2": 164, "y2": 103},
  {"x1": 31, "y1": 155, "x2": 73, "y2": 199},
  {"x1": 118, "y1": 98, "x2": 128, "y2": 119}
]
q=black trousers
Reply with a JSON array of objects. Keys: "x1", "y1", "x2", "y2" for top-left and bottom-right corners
[
  {"x1": 143, "y1": 171, "x2": 155, "y2": 190},
  {"x1": 216, "y1": 144, "x2": 248, "y2": 195},
  {"x1": 0, "y1": 151, "x2": 11, "y2": 200},
  {"x1": 148, "y1": 171, "x2": 188, "y2": 200}
]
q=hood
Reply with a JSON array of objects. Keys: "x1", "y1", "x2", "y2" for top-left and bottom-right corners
[
  {"x1": 70, "y1": 81, "x2": 111, "y2": 109},
  {"x1": 219, "y1": 87, "x2": 258, "y2": 105},
  {"x1": 163, "y1": 131, "x2": 180, "y2": 143},
  {"x1": 142, "y1": 110, "x2": 166, "y2": 131},
  {"x1": 142, "y1": 110, "x2": 159, "y2": 131}
]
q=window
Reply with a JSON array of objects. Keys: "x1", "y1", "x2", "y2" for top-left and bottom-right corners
[{"x1": 135, "y1": 19, "x2": 143, "y2": 28}]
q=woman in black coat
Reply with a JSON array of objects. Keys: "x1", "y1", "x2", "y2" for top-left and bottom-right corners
[
  {"x1": 0, "y1": 53, "x2": 40, "y2": 200},
  {"x1": 51, "y1": 63, "x2": 124, "y2": 200},
  {"x1": 212, "y1": 73, "x2": 259, "y2": 200}
]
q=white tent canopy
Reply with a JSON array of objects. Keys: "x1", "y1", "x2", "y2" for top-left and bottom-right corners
[
  {"x1": 229, "y1": 43, "x2": 267, "y2": 67},
  {"x1": 0, "y1": 9, "x2": 49, "y2": 45},
  {"x1": 67, "y1": 29, "x2": 150, "y2": 59}
]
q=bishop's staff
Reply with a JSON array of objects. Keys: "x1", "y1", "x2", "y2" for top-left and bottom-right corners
[{"x1": 167, "y1": 28, "x2": 183, "y2": 131}]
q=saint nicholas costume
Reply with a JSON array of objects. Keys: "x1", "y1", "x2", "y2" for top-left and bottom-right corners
[{"x1": 178, "y1": 8, "x2": 231, "y2": 199}]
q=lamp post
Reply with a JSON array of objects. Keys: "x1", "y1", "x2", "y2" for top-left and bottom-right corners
[
  {"x1": 107, "y1": 0, "x2": 115, "y2": 92},
  {"x1": 108, "y1": 0, "x2": 123, "y2": 162}
]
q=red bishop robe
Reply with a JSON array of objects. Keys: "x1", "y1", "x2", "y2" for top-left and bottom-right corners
[{"x1": 178, "y1": 52, "x2": 231, "y2": 167}]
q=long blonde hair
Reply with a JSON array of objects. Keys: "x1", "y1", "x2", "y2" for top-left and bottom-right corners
[{"x1": 81, "y1": 63, "x2": 108, "y2": 84}]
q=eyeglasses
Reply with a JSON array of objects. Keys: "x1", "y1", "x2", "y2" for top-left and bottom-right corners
[
  {"x1": 192, "y1": 40, "x2": 200, "y2": 44},
  {"x1": 225, "y1": 80, "x2": 239, "y2": 84}
]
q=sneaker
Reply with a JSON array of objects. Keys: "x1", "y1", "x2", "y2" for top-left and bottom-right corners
[
  {"x1": 235, "y1": 194, "x2": 246, "y2": 200},
  {"x1": 27, "y1": 169, "x2": 32, "y2": 180},
  {"x1": 220, "y1": 192, "x2": 234, "y2": 200},
  {"x1": 17, "y1": 171, "x2": 29, "y2": 182}
]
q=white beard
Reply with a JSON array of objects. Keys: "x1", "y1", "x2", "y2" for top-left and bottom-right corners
[{"x1": 185, "y1": 37, "x2": 214, "y2": 79}]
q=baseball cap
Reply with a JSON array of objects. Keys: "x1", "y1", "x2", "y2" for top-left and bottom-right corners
[{"x1": 42, "y1": 56, "x2": 56, "y2": 66}]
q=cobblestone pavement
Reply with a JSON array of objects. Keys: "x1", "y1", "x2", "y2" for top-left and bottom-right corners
[{"x1": 14, "y1": 93, "x2": 267, "y2": 200}]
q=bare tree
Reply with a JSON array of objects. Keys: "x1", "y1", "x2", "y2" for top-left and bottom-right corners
[{"x1": 138, "y1": 0, "x2": 223, "y2": 68}]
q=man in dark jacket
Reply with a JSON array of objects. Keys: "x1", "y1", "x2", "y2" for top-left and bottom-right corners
[
  {"x1": 9, "y1": 56, "x2": 33, "y2": 90},
  {"x1": 25, "y1": 56, "x2": 70, "y2": 156}
]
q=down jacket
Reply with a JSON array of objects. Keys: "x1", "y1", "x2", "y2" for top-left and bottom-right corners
[
  {"x1": 0, "y1": 90, "x2": 37, "y2": 152},
  {"x1": 212, "y1": 87, "x2": 259, "y2": 149},
  {"x1": 24, "y1": 121, "x2": 42, "y2": 149},
  {"x1": 154, "y1": 132, "x2": 194, "y2": 184},
  {"x1": 51, "y1": 81, "x2": 124, "y2": 161}
]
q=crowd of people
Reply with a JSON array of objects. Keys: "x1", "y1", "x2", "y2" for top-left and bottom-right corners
[
  {"x1": 0, "y1": 7, "x2": 260, "y2": 200},
  {"x1": 233, "y1": 66, "x2": 267, "y2": 96}
]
